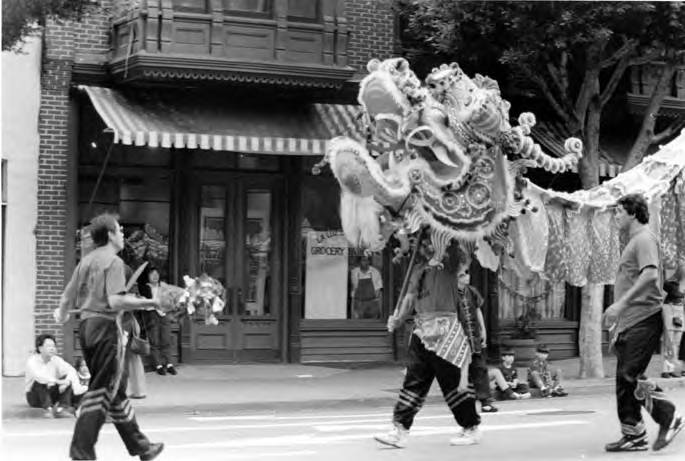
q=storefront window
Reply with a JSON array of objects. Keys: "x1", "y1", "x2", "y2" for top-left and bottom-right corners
[
  {"x1": 223, "y1": 0, "x2": 271, "y2": 15},
  {"x1": 301, "y1": 177, "x2": 385, "y2": 320},
  {"x1": 244, "y1": 189, "x2": 272, "y2": 316},
  {"x1": 288, "y1": 0, "x2": 318, "y2": 20},
  {"x1": 199, "y1": 185, "x2": 227, "y2": 287},
  {"x1": 498, "y1": 269, "x2": 567, "y2": 321}
]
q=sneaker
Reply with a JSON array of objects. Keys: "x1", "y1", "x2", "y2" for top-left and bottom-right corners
[
  {"x1": 605, "y1": 432, "x2": 648, "y2": 452},
  {"x1": 374, "y1": 423, "x2": 408, "y2": 448},
  {"x1": 653, "y1": 414, "x2": 684, "y2": 451},
  {"x1": 517, "y1": 392, "x2": 532, "y2": 400},
  {"x1": 551, "y1": 387, "x2": 568, "y2": 397},
  {"x1": 661, "y1": 372, "x2": 672, "y2": 379},
  {"x1": 53, "y1": 406, "x2": 71, "y2": 418},
  {"x1": 166, "y1": 364, "x2": 177, "y2": 376},
  {"x1": 139, "y1": 442, "x2": 164, "y2": 461},
  {"x1": 450, "y1": 426, "x2": 481, "y2": 446},
  {"x1": 43, "y1": 408, "x2": 54, "y2": 419},
  {"x1": 156, "y1": 365, "x2": 166, "y2": 376},
  {"x1": 668, "y1": 372, "x2": 680, "y2": 378},
  {"x1": 540, "y1": 387, "x2": 551, "y2": 398}
]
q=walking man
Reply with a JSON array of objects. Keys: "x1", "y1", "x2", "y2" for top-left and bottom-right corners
[
  {"x1": 54, "y1": 213, "x2": 164, "y2": 461},
  {"x1": 374, "y1": 241, "x2": 480, "y2": 448},
  {"x1": 603, "y1": 193, "x2": 684, "y2": 452}
]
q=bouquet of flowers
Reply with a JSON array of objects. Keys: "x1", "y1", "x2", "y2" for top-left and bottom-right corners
[
  {"x1": 181, "y1": 273, "x2": 225, "y2": 325},
  {"x1": 156, "y1": 282, "x2": 189, "y2": 320}
]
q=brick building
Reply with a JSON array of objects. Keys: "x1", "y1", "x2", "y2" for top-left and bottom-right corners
[{"x1": 3, "y1": 0, "x2": 400, "y2": 372}]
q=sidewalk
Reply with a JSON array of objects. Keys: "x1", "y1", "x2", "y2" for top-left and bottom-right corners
[{"x1": 3, "y1": 354, "x2": 685, "y2": 420}]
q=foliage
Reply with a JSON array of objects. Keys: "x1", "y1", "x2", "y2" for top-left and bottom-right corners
[
  {"x1": 396, "y1": 1, "x2": 685, "y2": 187},
  {"x1": 2, "y1": 0, "x2": 88, "y2": 52},
  {"x1": 512, "y1": 302, "x2": 542, "y2": 340}
]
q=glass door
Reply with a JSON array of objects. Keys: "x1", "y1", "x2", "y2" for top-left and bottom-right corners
[{"x1": 187, "y1": 174, "x2": 282, "y2": 362}]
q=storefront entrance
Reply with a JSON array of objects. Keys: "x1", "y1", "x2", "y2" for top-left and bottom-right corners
[{"x1": 182, "y1": 172, "x2": 284, "y2": 362}]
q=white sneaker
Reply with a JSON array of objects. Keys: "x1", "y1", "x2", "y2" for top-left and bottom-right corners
[
  {"x1": 450, "y1": 426, "x2": 482, "y2": 446},
  {"x1": 517, "y1": 392, "x2": 532, "y2": 400},
  {"x1": 374, "y1": 423, "x2": 409, "y2": 448}
]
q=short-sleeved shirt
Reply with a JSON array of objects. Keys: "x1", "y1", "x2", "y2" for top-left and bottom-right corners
[
  {"x1": 350, "y1": 266, "x2": 383, "y2": 293},
  {"x1": 613, "y1": 227, "x2": 663, "y2": 333},
  {"x1": 498, "y1": 364, "x2": 518, "y2": 383},
  {"x1": 60, "y1": 246, "x2": 127, "y2": 320},
  {"x1": 407, "y1": 264, "x2": 459, "y2": 315}
]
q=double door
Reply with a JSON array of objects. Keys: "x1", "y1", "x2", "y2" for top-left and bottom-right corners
[{"x1": 183, "y1": 173, "x2": 283, "y2": 362}]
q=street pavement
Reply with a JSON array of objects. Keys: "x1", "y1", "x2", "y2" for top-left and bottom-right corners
[{"x1": 2, "y1": 389, "x2": 685, "y2": 460}]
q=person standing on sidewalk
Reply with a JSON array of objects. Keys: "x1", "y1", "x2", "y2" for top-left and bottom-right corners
[
  {"x1": 374, "y1": 241, "x2": 481, "y2": 448},
  {"x1": 140, "y1": 266, "x2": 178, "y2": 376},
  {"x1": 603, "y1": 194, "x2": 684, "y2": 452},
  {"x1": 661, "y1": 268, "x2": 684, "y2": 378},
  {"x1": 455, "y1": 262, "x2": 498, "y2": 413},
  {"x1": 53, "y1": 213, "x2": 164, "y2": 461}
]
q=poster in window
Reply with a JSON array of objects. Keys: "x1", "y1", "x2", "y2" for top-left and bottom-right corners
[{"x1": 304, "y1": 231, "x2": 349, "y2": 319}]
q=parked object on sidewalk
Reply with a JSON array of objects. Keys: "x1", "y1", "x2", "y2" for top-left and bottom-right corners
[
  {"x1": 25, "y1": 334, "x2": 79, "y2": 418},
  {"x1": 489, "y1": 349, "x2": 531, "y2": 400},
  {"x1": 602, "y1": 194, "x2": 683, "y2": 453}
]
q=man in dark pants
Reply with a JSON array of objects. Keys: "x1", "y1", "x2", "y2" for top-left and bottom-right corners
[
  {"x1": 603, "y1": 193, "x2": 684, "y2": 452},
  {"x1": 54, "y1": 213, "x2": 164, "y2": 461},
  {"x1": 374, "y1": 242, "x2": 480, "y2": 448}
]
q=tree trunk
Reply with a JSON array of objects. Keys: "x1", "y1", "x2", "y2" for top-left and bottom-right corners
[
  {"x1": 624, "y1": 62, "x2": 676, "y2": 171},
  {"x1": 579, "y1": 283, "x2": 605, "y2": 378},
  {"x1": 579, "y1": 96, "x2": 601, "y2": 189}
]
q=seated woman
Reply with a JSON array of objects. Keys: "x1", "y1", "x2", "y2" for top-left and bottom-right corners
[
  {"x1": 488, "y1": 349, "x2": 531, "y2": 400},
  {"x1": 25, "y1": 334, "x2": 78, "y2": 418}
]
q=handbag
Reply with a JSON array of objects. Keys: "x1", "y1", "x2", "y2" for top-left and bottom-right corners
[{"x1": 128, "y1": 313, "x2": 150, "y2": 356}]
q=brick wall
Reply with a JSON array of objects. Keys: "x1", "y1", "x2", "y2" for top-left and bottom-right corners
[
  {"x1": 35, "y1": 1, "x2": 114, "y2": 348},
  {"x1": 346, "y1": 0, "x2": 397, "y2": 72}
]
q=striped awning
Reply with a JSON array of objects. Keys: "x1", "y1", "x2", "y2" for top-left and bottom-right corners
[
  {"x1": 80, "y1": 85, "x2": 345, "y2": 156},
  {"x1": 531, "y1": 121, "x2": 622, "y2": 178}
]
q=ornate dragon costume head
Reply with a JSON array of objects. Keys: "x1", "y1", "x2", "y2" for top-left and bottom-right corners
[{"x1": 318, "y1": 58, "x2": 583, "y2": 265}]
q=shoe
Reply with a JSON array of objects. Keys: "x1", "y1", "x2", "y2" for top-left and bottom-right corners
[
  {"x1": 653, "y1": 414, "x2": 684, "y2": 451},
  {"x1": 517, "y1": 392, "x2": 532, "y2": 400},
  {"x1": 681, "y1": 371, "x2": 685, "y2": 377},
  {"x1": 540, "y1": 387, "x2": 551, "y2": 398},
  {"x1": 156, "y1": 365, "x2": 166, "y2": 376},
  {"x1": 53, "y1": 406, "x2": 72, "y2": 418},
  {"x1": 43, "y1": 408, "x2": 54, "y2": 419},
  {"x1": 551, "y1": 387, "x2": 568, "y2": 397},
  {"x1": 130, "y1": 394, "x2": 146, "y2": 399},
  {"x1": 605, "y1": 432, "x2": 648, "y2": 452},
  {"x1": 450, "y1": 426, "x2": 481, "y2": 446},
  {"x1": 661, "y1": 372, "x2": 672, "y2": 379},
  {"x1": 139, "y1": 442, "x2": 164, "y2": 461},
  {"x1": 166, "y1": 364, "x2": 177, "y2": 376},
  {"x1": 668, "y1": 372, "x2": 680, "y2": 378},
  {"x1": 481, "y1": 403, "x2": 498, "y2": 413},
  {"x1": 374, "y1": 423, "x2": 408, "y2": 448}
]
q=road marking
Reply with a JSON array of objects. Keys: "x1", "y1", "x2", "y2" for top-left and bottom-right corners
[
  {"x1": 169, "y1": 420, "x2": 589, "y2": 449},
  {"x1": 2, "y1": 408, "x2": 569, "y2": 438},
  {"x1": 189, "y1": 408, "x2": 563, "y2": 422}
]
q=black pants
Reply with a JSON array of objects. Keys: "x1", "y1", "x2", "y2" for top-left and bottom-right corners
[
  {"x1": 70, "y1": 317, "x2": 152, "y2": 460},
  {"x1": 148, "y1": 312, "x2": 172, "y2": 368},
  {"x1": 26, "y1": 381, "x2": 73, "y2": 409},
  {"x1": 469, "y1": 352, "x2": 492, "y2": 402},
  {"x1": 615, "y1": 312, "x2": 677, "y2": 436},
  {"x1": 393, "y1": 334, "x2": 480, "y2": 430}
]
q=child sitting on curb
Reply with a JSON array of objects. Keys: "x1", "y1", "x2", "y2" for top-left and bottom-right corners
[
  {"x1": 488, "y1": 349, "x2": 531, "y2": 400},
  {"x1": 527, "y1": 344, "x2": 568, "y2": 397}
]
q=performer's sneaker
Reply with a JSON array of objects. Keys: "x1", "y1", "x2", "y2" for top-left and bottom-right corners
[
  {"x1": 166, "y1": 364, "x2": 178, "y2": 375},
  {"x1": 653, "y1": 414, "x2": 684, "y2": 451},
  {"x1": 374, "y1": 423, "x2": 408, "y2": 448},
  {"x1": 450, "y1": 426, "x2": 481, "y2": 446},
  {"x1": 605, "y1": 432, "x2": 648, "y2": 452},
  {"x1": 156, "y1": 365, "x2": 166, "y2": 376},
  {"x1": 139, "y1": 442, "x2": 164, "y2": 461}
]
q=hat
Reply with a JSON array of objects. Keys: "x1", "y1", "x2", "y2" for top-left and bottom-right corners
[
  {"x1": 500, "y1": 348, "x2": 515, "y2": 356},
  {"x1": 536, "y1": 344, "x2": 550, "y2": 353}
]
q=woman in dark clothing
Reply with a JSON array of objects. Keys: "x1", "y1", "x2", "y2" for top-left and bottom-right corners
[{"x1": 140, "y1": 267, "x2": 177, "y2": 376}]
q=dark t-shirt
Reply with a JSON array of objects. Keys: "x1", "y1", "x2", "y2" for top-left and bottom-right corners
[
  {"x1": 60, "y1": 246, "x2": 127, "y2": 320},
  {"x1": 407, "y1": 264, "x2": 459, "y2": 315},
  {"x1": 498, "y1": 364, "x2": 518, "y2": 383}
]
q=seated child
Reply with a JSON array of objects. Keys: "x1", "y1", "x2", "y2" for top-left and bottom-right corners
[
  {"x1": 488, "y1": 349, "x2": 531, "y2": 400},
  {"x1": 71, "y1": 358, "x2": 90, "y2": 409},
  {"x1": 527, "y1": 344, "x2": 568, "y2": 397}
]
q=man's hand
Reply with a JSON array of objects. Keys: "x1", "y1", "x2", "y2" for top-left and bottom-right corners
[
  {"x1": 481, "y1": 337, "x2": 487, "y2": 348},
  {"x1": 602, "y1": 302, "x2": 624, "y2": 328},
  {"x1": 387, "y1": 314, "x2": 401, "y2": 333},
  {"x1": 53, "y1": 308, "x2": 69, "y2": 324}
]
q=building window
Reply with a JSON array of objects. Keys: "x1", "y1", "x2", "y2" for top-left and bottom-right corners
[
  {"x1": 300, "y1": 176, "x2": 385, "y2": 320},
  {"x1": 288, "y1": 0, "x2": 319, "y2": 21},
  {"x1": 172, "y1": 0, "x2": 209, "y2": 13},
  {"x1": 223, "y1": 0, "x2": 271, "y2": 15}
]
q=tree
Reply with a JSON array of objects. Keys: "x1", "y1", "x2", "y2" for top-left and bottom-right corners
[
  {"x1": 397, "y1": 1, "x2": 685, "y2": 378},
  {"x1": 2, "y1": 0, "x2": 88, "y2": 52}
]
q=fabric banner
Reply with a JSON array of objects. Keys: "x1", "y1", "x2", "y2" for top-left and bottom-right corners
[
  {"x1": 304, "y1": 231, "x2": 349, "y2": 319},
  {"x1": 414, "y1": 314, "x2": 471, "y2": 368}
]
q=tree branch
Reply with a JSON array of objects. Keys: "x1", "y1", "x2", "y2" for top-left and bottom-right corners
[
  {"x1": 628, "y1": 50, "x2": 663, "y2": 67},
  {"x1": 546, "y1": 57, "x2": 574, "y2": 113},
  {"x1": 600, "y1": 53, "x2": 631, "y2": 108},
  {"x1": 600, "y1": 38, "x2": 637, "y2": 69},
  {"x1": 651, "y1": 116, "x2": 685, "y2": 145},
  {"x1": 524, "y1": 67, "x2": 571, "y2": 124}
]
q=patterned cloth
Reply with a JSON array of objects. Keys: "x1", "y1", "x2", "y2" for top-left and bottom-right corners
[
  {"x1": 566, "y1": 208, "x2": 591, "y2": 286},
  {"x1": 413, "y1": 313, "x2": 471, "y2": 369},
  {"x1": 588, "y1": 209, "x2": 621, "y2": 284},
  {"x1": 543, "y1": 205, "x2": 570, "y2": 282},
  {"x1": 660, "y1": 185, "x2": 679, "y2": 269}
]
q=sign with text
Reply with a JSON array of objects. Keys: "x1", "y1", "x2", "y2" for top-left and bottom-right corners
[{"x1": 304, "y1": 231, "x2": 349, "y2": 319}]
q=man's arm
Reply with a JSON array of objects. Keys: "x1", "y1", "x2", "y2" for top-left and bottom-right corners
[
  {"x1": 476, "y1": 308, "x2": 487, "y2": 347},
  {"x1": 54, "y1": 265, "x2": 80, "y2": 324},
  {"x1": 108, "y1": 293, "x2": 159, "y2": 312}
]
